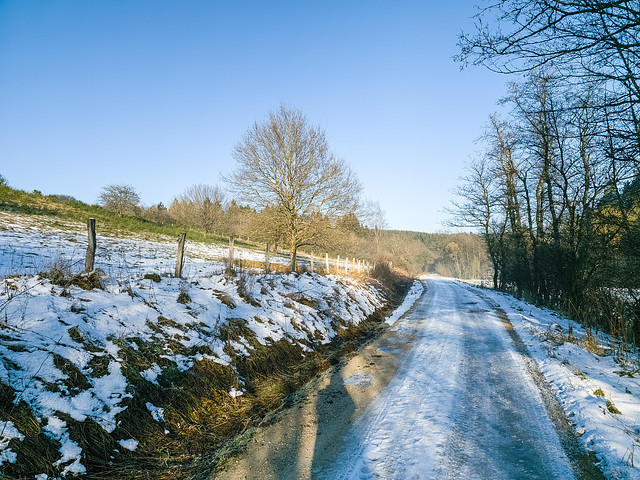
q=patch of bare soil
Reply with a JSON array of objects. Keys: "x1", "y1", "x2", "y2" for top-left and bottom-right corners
[{"x1": 206, "y1": 309, "x2": 422, "y2": 479}]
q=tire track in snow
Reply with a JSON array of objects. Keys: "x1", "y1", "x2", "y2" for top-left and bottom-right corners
[
  {"x1": 441, "y1": 282, "x2": 576, "y2": 480},
  {"x1": 472, "y1": 288, "x2": 606, "y2": 480},
  {"x1": 322, "y1": 278, "x2": 593, "y2": 479},
  {"x1": 320, "y1": 279, "x2": 465, "y2": 479}
]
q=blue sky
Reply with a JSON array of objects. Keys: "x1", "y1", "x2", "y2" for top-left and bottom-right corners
[{"x1": 0, "y1": 1, "x2": 509, "y2": 232}]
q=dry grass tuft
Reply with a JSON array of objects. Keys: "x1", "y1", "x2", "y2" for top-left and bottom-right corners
[{"x1": 607, "y1": 400, "x2": 622, "y2": 414}]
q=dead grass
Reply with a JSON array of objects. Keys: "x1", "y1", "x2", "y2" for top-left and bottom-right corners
[
  {"x1": 52, "y1": 353, "x2": 91, "y2": 394},
  {"x1": 68, "y1": 326, "x2": 103, "y2": 352},
  {"x1": 544, "y1": 325, "x2": 605, "y2": 356},
  {"x1": 285, "y1": 292, "x2": 319, "y2": 309},
  {"x1": 0, "y1": 383, "x2": 62, "y2": 479},
  {"x1": 607, "y1": 400, "x2": 622, "y2": 414},
  {"x1": 213, "y1": 291, "x2": 236, "y2": 309},
  {"x1": 39, "y1": 258, "x2": 104, "y2": 292}
]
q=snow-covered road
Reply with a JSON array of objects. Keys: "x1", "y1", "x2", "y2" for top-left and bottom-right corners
[{"x1": 321, "y1": 277, "x2": 591, "y2": 480}]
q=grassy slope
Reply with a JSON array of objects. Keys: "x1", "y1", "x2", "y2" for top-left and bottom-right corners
[{"x1": 0, "y1": 185, "x2": 251, "y2": 248}]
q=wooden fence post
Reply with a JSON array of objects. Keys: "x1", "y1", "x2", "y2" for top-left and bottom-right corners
[
  {"x1": 310, "y1": 252, "x2": 314, "y2": 273},
  {"x1": 325, "y1": 253, "x2": 330, "y2": 274},
  {"x1": 175, "y1": 232, "x2": 186, "y2": 278},
  {"x1": 229, "y1": 236, "x2": 235, "y2": 264},
  {"x1": 337, "y1": 255, "x2": 340, "y2": 274},
  {"x1": 84, "y1": 218, "x2": 96, "y2": 273},
  {"x1": 265, "y1": 242, "x2": 271, "y2": 273}
]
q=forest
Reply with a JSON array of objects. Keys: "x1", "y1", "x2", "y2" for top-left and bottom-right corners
[{"x1": 453, "y1": 0, "x2": 640, "y2": 344}]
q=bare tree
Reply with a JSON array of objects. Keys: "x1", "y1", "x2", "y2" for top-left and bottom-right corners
[
  {"x1": 457, "y1": 1, "x2": 640, "y2": 80},
  {"x1": 361, "y1": 200, "x2": 388, "y2": 255},
  {"x1": 0, "y1": 174, "x2": 8, "y2": 187},
  {"x1": 98, "y1": 184, "x2": 140, "y2": 216},
  {"x1": 170, "y1": 184, "x2": 225, "y2": 237},
  {"x1": 457, "y1": 0, "x2": 640, "y2": 151},
  {"x1": 448, "y1": 154, "x2": 497, "y2": 235},
  {"x1": 227, "y1": 105, "x2": 361, "y2": 270},
  {"x1": 142, "y1": 202, "x2": 174, "y2": 225}
]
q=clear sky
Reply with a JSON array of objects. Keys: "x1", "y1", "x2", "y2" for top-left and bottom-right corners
[{"x1": 0, "y1": 0, "x2": 509, "y2": 233}]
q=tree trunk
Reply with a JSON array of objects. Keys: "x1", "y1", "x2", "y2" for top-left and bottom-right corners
[
  {"x1": 290, "y1": 242, "x2": 297, "y2": 272},
  {"x1": 229, "y1": 236, "x2": 235, "y2": 264}
]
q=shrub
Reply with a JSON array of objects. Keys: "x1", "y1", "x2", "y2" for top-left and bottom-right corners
[{"x1": 41, "y1": 256, "x2": 75, "y2": 287}]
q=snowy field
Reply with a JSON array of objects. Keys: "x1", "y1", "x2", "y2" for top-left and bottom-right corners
[
  {"x1": 0, "y1": 213, "x2": 387, "y2": 477},
  {"x1": 0, "y1": 211, "x2": 294, "y2": 280}
]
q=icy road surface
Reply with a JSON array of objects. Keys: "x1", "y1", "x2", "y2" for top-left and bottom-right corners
[{"x1": 321, "y1": 277, "x2": 585, "y2": 480}]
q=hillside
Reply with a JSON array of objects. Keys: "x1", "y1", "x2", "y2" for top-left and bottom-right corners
[
  {"x1": 0, "y1": 211, "x2": 412, "y2": 479},
  {"x1": 0, "y1": 185, "x2": 233, "y2": 246}
]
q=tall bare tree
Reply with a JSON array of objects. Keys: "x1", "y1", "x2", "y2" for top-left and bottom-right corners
[
  {"x1": 457, "y1": 0, "x2": 640, "y2": 151},
  {"x1": 361, "y1": 200, "x2": 388, "y2": 256},
  {"x1": 448, "y1": 153, "x2": 502, "y2": 287},
  {"x1": 227, "y1": 105, "x2": 361, "y2": 270}
]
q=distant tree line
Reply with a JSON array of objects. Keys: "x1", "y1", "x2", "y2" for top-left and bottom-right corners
[
  {"x1": 453, "y1": 1, "x2": 640, "y2": 342},
  {"x1": 393, "y1": 231, "x2": 492, "y2": 279}
]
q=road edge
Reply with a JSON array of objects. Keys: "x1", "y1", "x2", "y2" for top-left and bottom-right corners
[{"x1": 475, "y1": 288, "x2": 606, "y2": 480}]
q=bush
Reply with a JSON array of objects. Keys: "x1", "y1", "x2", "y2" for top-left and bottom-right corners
[{"x1": 41, "y1": 256, "x2": 75, "y2": 287}]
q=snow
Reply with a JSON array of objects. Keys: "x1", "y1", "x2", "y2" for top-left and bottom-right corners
[
  {"x1": 229, "y1": 388, "x2": 244, "y2": 398},
  {"x1": 385, "y1": 280, "x2": 423, "y2": 325},
  {"x1": 7, "y1": 211, "x2": 637, "y2": 478},
  {"x1": 145, "y1": 402, "x2": 165, "y2": 423},
  {"x1": 343, "y1": 372, "x2": 374, "y2": 388},
  {"x1": 0, "y1": 421, "x2": 24, "y2": 466},
  {"x1": 324, "y1": 277, "x2": 640, "y2": 479},
  {"x1": 45, "y1": 416, "x2": 85, "y2": 476},
  {"x1": 118, "y1": 439, "x2": 139, "y2": 451},
  {"x1": 140, "y1": 364, "x2": 162, "y2": 385},
  {"x1": 0, "y1": 212, "x2": 387, "y2": 474},
  {"x1": 473, "y1": 285, "x2": 640, "y2": 479}
]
